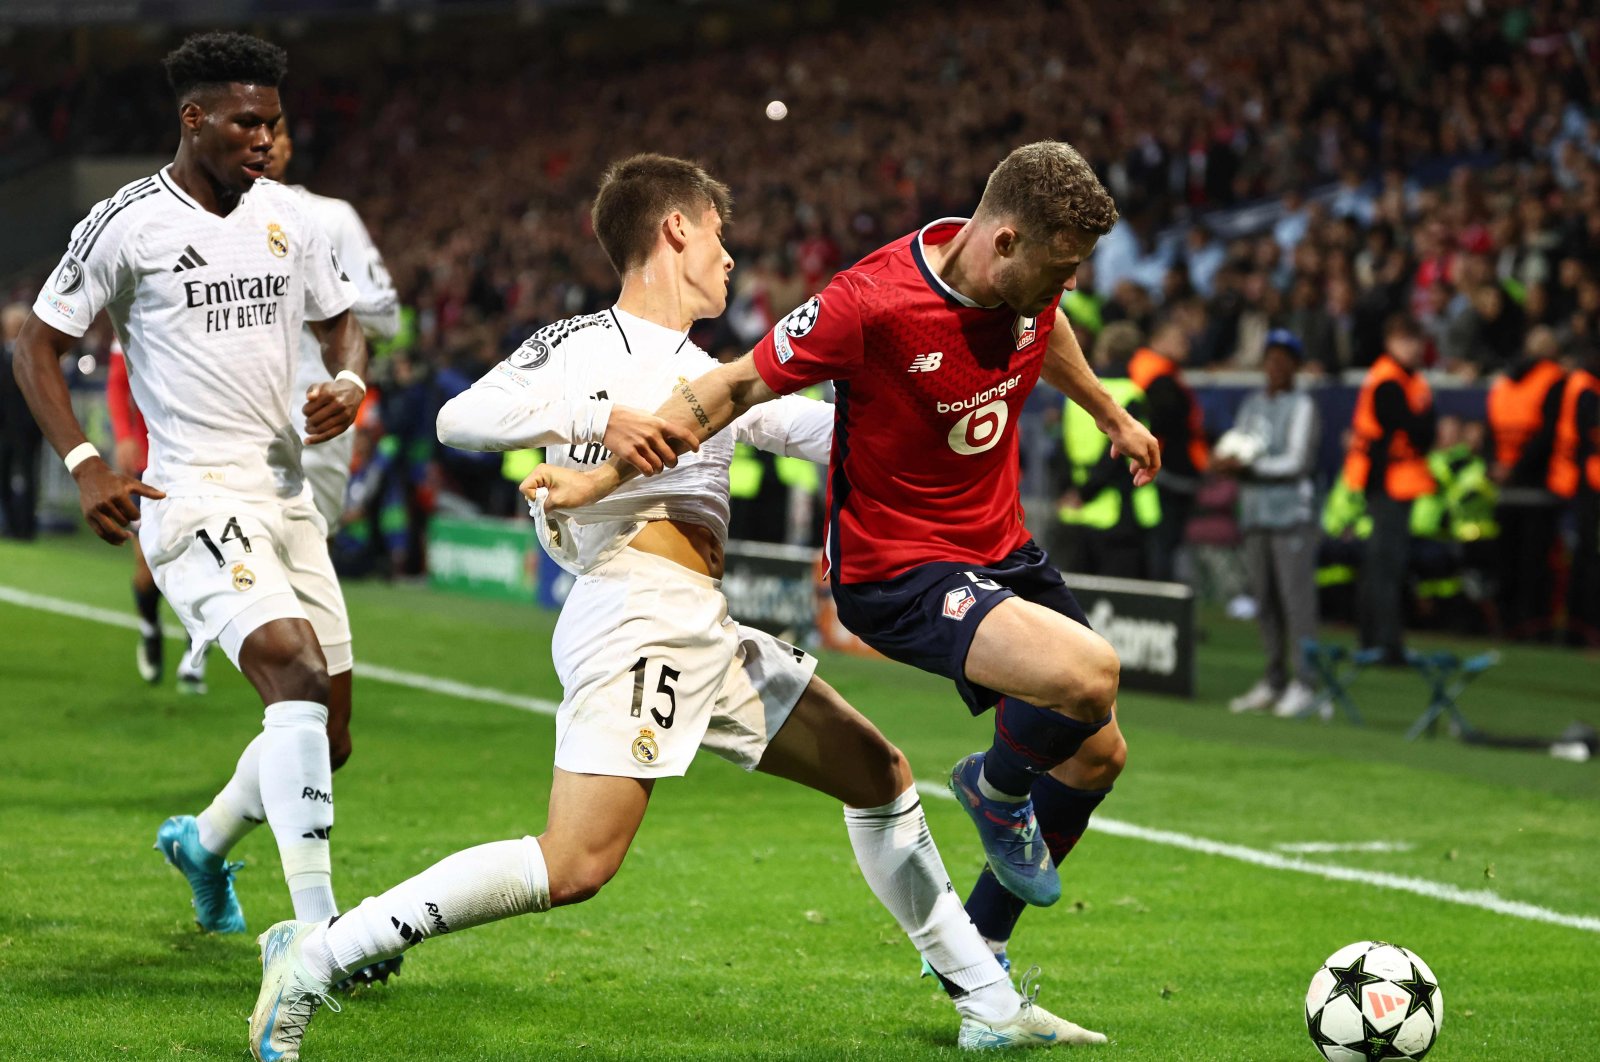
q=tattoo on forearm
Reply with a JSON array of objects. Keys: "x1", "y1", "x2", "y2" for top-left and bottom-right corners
[{"x1": 678, "y1": 380, "x2": 711, "y2": 430}]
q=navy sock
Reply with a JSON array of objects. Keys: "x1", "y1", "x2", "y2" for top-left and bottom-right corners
[
  {"x1": 983, "y1": 698, "x2": 1109, "y2": 797},
  {"x1": 133, "y1": 583, "x2": 161, "y2": 633},
  {"x1": 964, "y1": 775, "x2": 1113, "y2": 945}
]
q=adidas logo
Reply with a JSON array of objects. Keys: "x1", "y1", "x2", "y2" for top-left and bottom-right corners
[
  {"x1": 300, "y1": 827, "x2": 332, "y2": 840},
  {"x1": 171, "y1": 245, "x2": 208, "y2": 272},
  {"x1": 1368, "y1": 990, "x2": 1409, "y2": 1021},
  {"x1": 391, "y1": 916, "x2": 419, "y2": 943}
]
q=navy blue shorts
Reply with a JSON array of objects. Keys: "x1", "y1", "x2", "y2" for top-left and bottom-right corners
[{"x1": 830, "y1": 540, "x2": 1089, "y2": 715}]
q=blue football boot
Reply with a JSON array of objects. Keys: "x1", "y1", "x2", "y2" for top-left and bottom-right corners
[
  {"x1": 948, "y1": 753, "x2": 1060, "y2": 907},
  {"x1": 155, "y1": 814, "x2": 247, "y2": 933}
]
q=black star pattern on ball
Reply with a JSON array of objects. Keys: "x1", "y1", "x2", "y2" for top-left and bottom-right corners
[
  {"x1": 1392, "y1": 962, "x2": 1439, "y2": 1023},
  {"x1": 1324, "y1": 953, "x2": 1386, "y2": 1010},
  {"x1": 1307, "y1": 1008, "x2": 1344, "y2": 1056},
  {"x1": 1356, "y1": 1013, "x2": 1413, "y2": 1061}
]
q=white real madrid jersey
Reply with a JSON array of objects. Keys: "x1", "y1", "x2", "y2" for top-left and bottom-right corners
[
  {"x1": 33, "y1": 167, "x2": 356, "y2": 499},
  {"x1": 436, "y1": 306, "x2": 833, "y2": 575},
  {"x1": 281, "y1": 184, "x2": 401, "y2": 496}
]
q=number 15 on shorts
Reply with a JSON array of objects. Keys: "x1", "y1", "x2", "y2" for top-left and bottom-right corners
[{"x1": 628, "y1": 657, "x2": 680, "y2": 729}]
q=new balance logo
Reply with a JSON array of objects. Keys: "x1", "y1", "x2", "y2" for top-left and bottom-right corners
[
  {"x1": 300, "y1": 827, "x2": 332, "y2": 840},
  {"x1": 908, "y1": 352, "x2": 944, "y2": 373},
  {"x1": 170, "y1": 245, "x2": 208, "y2": 272},
  {"x1": 1368, "y1": 991, "x2": 1409, "y2": 1021}
]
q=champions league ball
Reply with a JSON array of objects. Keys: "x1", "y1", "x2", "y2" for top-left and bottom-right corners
[{"x1": 1305, "y1": 941, "x2": 1442, "y2": 1061}]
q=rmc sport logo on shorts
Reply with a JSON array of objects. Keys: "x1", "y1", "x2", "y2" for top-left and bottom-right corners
[{"x1": 942, "y1": 586, "x2": 976, "y2": 620}]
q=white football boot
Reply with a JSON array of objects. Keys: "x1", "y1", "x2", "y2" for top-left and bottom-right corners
[
  {"x1": 957, "y1": 966, "x2": 1107, "y2": 1050},
  {"x1": 250, "y1": 921, "x2": 340, "y2": 1061},
  {"x1": 1228, "y1": 679, "x2": 1279, "y2": 714}
]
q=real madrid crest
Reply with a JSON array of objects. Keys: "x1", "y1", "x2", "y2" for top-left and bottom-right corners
[
  {"x1": 631, "y1": 728, "x2": 660, "y2": 765},
  {"x1": 231, "y1": 563, "x2": 256, "y2": 592},
  {"x1": 266, "y1": 222, "x2": 289, "y2": 258}
]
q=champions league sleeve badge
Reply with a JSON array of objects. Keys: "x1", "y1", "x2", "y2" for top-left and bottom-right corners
[
  {"x1": 266, "y1": 222, "x2": 289, "y2": 258},
  {"x1": 773, "y1": 294, "x2": 821, "y2": 364},
  {"x1": 53, "y1": 257, "x2": 85, "y2": 296}
]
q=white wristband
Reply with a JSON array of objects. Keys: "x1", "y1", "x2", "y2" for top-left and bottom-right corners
[
  {"x1": 335, "y1": 370, "x2": 367, "y2": 394},
  {"x1": 64, "y1": 442, "x2": 100, "y2": 474}
]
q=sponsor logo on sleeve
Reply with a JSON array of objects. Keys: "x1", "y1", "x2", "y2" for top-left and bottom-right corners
[
  {"x1": 43, "y1": 294, "x2": 78, "y2": 321},
  {"x1": 53, "y1": 257, "x2": 85, "y2": 296}
]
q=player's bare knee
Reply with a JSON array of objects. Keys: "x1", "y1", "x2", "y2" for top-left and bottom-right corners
[
  {"x1": 328, "y1": 735, "x2": 353, "y2": 772},
  {"x1": 254, "y1": 644, "x2": 329, "y2": 704},
  {"x1": 549, "y1": 855, "x2": 623, "y2": 907},
  {"x1": 1073, "y1": 638, "x2": 1120, "y2": 717},
  {"x1": 1077, "y1": 731, "x2": 1127, "y2": 787},
  {"x1": 852, "y1": 740, "x2": 911, "y2": 807}
]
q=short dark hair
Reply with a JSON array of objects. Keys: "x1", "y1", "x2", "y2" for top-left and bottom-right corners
[
  {"x1": 591, "y1": 154, "x2": 733, "y2": 277},
  {"x1": 976, "y1": 141, "x2": 1119, "y2": 244},
  {"x1": 1384, "y1": 313, "x2": 1424, "y2": 340},
  {"x1": 163, "y1": 32, "x2": 288, "y2": 101}
]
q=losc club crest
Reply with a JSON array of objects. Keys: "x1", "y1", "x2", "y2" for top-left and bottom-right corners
[
  {"x1": 941, "y1": 586, "x2": 976, "y2": 620},
  {"x1": 266, "y1": 222, "x2": 289, "y2": 258},
  {"x1": 631, "y1": 728, "x2": 660, "y2": 765},
  {"x1": 1012, "y1": 315, "x2": 1038, "y2": 350},
  {"x1": 231, "y1": 563, "x2": 256, "y2": 592},
  {"x1": 53, "y1": 257, "x2": 85, "y2": 296}
]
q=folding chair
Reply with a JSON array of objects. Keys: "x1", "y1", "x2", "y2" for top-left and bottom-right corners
[
  {"x1": 1299, "y1": 639, "x2": 1385, "y2": 725},
  {"x1": 1403, "y1": 650, "x2": 1499, "y2": 741}
]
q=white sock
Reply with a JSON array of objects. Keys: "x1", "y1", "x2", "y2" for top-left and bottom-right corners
[
  {"x1": 304, "y1": 836, "x2": 549, "y2": 983},
  {"x1": 843, "y1": 787, "x2": 1020, "y2": 1026},
  {"x1": 196, "y1": 734, "x2": 266, "y2": 858},
  {"x1": 258, "y1": 700, "x2": 337, "y2": 921}
]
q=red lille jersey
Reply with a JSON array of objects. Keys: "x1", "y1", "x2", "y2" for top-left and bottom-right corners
[{"x1": 752, "y1": 218, "x2": 1059, "y2": 584}]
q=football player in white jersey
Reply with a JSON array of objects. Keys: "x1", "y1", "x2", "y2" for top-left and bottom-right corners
[
  {"x1": 14, "y1": 32, "x2": 366, "y2": 947},
  {"x1": 249, "y1": 154, "x2": 1101, "y2": 1059},
  {"x1": 263, "y1": 111, "x2": 400, "y2": 531}
]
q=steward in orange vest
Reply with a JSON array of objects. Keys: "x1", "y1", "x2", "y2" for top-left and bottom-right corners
[
  {"x1": 1342, "y1": 316, "x2": 1435, "y2": 659},
  {"x1": 1550, "y1": 357, "x2": 1600, "y2": 643},
  {"x1": 1128, "y1": 321, "x2": 1209, "y2": 581},
  {"x1": 1342, "y1": 358, "x2": 1436, "y2": 502},
  {"x1": 1486, "y1": 327, "x2": 1567, "y2": 639}
]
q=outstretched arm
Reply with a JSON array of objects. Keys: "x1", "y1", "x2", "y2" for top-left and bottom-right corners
[
  {"x1": 13, "y1": 314, "x2": 164, "y2": 543},
  {"x1": 521, "y1": 353, "x2": 779, "y2": 509},
  {"x1": 1040, "y1": 305, "x2": 1161, "y2": 486}
]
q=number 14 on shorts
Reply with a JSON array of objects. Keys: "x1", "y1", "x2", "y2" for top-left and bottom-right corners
[
  {"x1": 628, "y1": 657, "x2": 680, "y2": 728},
  {"x1": 195, "y1": 516, "x2": 252, "y2": 566}
]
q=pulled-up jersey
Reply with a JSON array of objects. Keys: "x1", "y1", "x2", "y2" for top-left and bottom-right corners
[
  {"x1": 34, "y1": 168, "x2": 355, "y2": 499},
  {"x1": 437, "y1": 306, "x2": 832, "y2": 574}
]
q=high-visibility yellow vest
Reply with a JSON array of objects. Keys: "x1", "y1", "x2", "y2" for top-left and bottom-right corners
[{"x1": 1058, "y1": 378, "x2": 1160, "y2": 529}]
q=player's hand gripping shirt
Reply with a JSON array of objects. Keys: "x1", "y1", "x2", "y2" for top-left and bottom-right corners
[
  {"x1": 437, "y1": 306, "x2": 832, "y2": 575},
  {"x1": 34, "y1": 168, "x2": 357, "y2": 499},
  {"x1": 752, "y1": 218, "x2": 1060, "y2": 583}
]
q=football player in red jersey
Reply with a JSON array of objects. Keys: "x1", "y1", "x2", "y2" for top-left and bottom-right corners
[{"x1": 531, "y1": 141, "x2": 1160, "y2": 983}]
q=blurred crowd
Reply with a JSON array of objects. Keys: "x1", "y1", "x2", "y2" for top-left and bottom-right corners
[{"x1": 3, "y1": 0, "x2": 1599, "y2": 649}]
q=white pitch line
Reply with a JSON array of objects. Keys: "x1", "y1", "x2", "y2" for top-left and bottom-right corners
[
  {"x1": 5, "y1": 582, "x2": 1598, "y2": 936},
  {"x1": 1275, "y1": 841, "x2": 1416, "y2": 854}
]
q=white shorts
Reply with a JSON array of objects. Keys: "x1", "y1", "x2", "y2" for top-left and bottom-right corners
[
  {"x1": 301, "y1": 432, "x2": 354, "y2": 532},
  {"x1": 139, "y1": 491, "x2": 352, "y2": 673},
  {"x1": 551, "y1": 548, "x2": 817, "y2": 779}
]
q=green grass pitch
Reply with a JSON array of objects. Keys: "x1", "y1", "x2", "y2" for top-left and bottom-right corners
[{"x1": 1, "y1": 533, "x2": 1596, "y2": 1060}]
